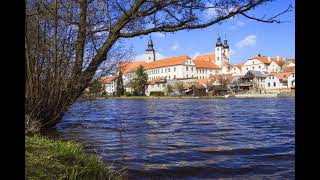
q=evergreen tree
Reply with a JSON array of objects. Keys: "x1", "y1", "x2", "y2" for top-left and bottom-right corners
[
  {"x1": 131, "y1": 65, "x2": 148, "y2": 96},
  {"x1": 116, "y1": 70, "x2": 125, "y2": 97}
]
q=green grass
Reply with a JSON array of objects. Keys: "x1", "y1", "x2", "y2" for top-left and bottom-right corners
[{"x1": 26, "y1": 135, "x2": 126, "y2": 180}]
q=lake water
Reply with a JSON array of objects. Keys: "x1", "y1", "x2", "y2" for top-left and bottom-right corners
[{"x1": 52, "y1": 98, "x2": 295, "y2": 179}]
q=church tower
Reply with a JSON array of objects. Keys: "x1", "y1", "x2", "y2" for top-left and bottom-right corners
[
  {"x1": 215, "y1": 36, "x2": 224, "y2": 68},
  {"x1": 145, "y1": 37, "x2": 155, "y2": 63},
  {"x1": 223, "y1": 39, "x2": 230, "y2": 64}
]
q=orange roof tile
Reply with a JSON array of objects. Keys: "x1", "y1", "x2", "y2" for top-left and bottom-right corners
[
  {"x1": 193, "y1": 59, "x2": 220, "y2": 69},
  {"x1": 147, "y1": 77, "x2": 166, "y2": 85},
  {"x1": 143, "y1": 56, "x2": 191, "y2": 69},
  {"x1": 194, "y1": 54, "x2": 215, "y2": 61},
  {"x1": 282, "y1": 66, "x2": 295, "y2": 73},
  {"x1": 270, "y1": 72, "x2": 291, "y2": 81},
  {"x1": 100, "y1": 75, "x2": 116, "y2": 84},
  {"x1": 249, "y1": 56, "x2": 271, "y2": 64},
  {"x1": 121, "y1": 56, "x2": 192, "y2": 74},
  {"x1": 235, "y1": 63, "x2": 243, "y2": 69}
]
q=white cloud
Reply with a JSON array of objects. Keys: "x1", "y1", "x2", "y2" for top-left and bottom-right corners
[
  {"x1": 236, "y1": 35, "x2": 256, "y2": 49},
  {"x1": 134, "y1": 52, "x2": 166, "y2": 61},
  {"x1": 171, "y1": 42, "x2": 180, "y2": 51},
  {"x1": 192, "y1": 52, "x2": 201, "y2": 58},
  {"x1": 230, "y1": 21, "x2": 245, "y2": 30}
]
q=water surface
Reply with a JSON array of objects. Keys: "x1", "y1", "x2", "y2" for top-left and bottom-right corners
[{"x1": 53, "y1": 98, "x2": 295, "y2": 179}]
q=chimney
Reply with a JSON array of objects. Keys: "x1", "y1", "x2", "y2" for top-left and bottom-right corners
[{"x1": 268, "y1": 57, "x2": 271, "y2": 62}]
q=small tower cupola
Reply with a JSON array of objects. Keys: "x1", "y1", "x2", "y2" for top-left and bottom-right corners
[
  {"x1": 223, "y1": 39, "x2": 229, "y2": 49},
  {"x1": 216, "y1": 37, "x2": 223, "y2": 47},
  {"x1": 147, "y1": 38, "x2": 154, "y2": 51}
]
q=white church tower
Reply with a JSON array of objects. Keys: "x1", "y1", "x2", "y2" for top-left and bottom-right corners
[
  {"x1": 215, "y1": 36, "x2": 224, "y2": 68},
  {"x1": 223, "y1": 39, "x2": 230, "y2": 64},
  {"x1": 145, "y1": 37, "x2": 155, "y2": 63}
]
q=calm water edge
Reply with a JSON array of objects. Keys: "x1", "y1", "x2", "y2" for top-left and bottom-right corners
[{"x1": 49, "y1": 98, "x2": 295, "y2": 179}]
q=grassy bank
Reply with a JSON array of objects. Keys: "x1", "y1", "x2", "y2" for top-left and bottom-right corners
[{"x1": 26, "y1": 135, "x2": 125, "y2": 179}]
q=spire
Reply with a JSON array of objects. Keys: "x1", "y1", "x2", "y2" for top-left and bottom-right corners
[
  {"x1": 146, "y1": 36, "x2": 154, "y2": 51},
  {"x1": 216, "y1": 36, "x2": 223, "y2": 47}
]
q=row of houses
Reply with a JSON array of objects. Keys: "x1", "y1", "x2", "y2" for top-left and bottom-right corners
[{"x1": 99, "y1": 36, "x2": 295, "y2": 96}]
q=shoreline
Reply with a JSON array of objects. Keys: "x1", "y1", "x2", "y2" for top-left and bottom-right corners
[{"x1": 81, "y1": 94, "x2": 294, "y2": 100}]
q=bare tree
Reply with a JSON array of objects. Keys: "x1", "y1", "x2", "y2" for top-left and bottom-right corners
[{"x1": 25, "y1": 0, "x2": 292, "y2": 131}]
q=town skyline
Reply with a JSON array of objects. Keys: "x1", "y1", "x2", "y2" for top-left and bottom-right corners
[{"x1": 126, "y1": 0, "x2": 295, "y2": 64}]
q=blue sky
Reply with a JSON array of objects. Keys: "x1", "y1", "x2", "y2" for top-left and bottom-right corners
[{"x1": 125, "y1": 0, "x2": 295, "y2": 64}]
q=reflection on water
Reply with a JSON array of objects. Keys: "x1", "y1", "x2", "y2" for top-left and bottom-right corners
[{"x1": 52, "y1": 98, "x2": 294, "y2": 179}]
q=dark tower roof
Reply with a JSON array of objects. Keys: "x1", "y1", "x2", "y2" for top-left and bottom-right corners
[
  {"x1": 146, "y1": 37, "x2": 154, "y2": 51},
  {"x1": 216, "y1": 37, "x2": 223, "y2": 47},
  {"x1": 223, "y1": 39, "x2": 229, "y2": 49}
]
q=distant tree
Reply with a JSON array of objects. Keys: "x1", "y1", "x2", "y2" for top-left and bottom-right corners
[
  {"x1": 116, "y1": 71, "x2": 125, "y2": 97},
  {"x1": 131, "y1": 65, "x2": 148, "y2": 95},
  {"x1": 88, "y1": 80, "x2": 103, "y2": 95},
  {"x1": 166, "y1": 84, "x2": 174, "y2": 94},
  {"x1": 174, "y1": 81, "x2": 185, "y2": 95}
]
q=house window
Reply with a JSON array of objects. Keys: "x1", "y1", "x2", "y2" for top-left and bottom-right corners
[
  {"x1": 259, "y1": 66, "x2": 261, "y2": 69},
  {"x1": 165, "y1": 69, "x2": 167, "y2": 73},
  {"x1": 168, "y1": 75, "x2": 171, "y2": 79},
  {"x1": 186, "y1": 74, "x2": 188, "y2": 78},
  {"x1": 246, "y1": 67, "x2": 248, "y2": 70},
  {"x1": 273, "y1": 76, "x2": 274, "y2": 79},
  {"x1": 157, "y1": 84, "x2": 159, "y2": 87},
  {"x1": 206, "y1": 70, "x2": 207, "y2": 74},
  {"x1": 268, "y1": 82, "x2": 270, "y2": 87},
  {"x1": 174, "y1": 67, "x2": 176, "y2": 72},
  {"x1": 274, "y1": 82, "x2": 276, "y2": 87},
  {"x1": 293, "y1": 74, "x2": 295, "y2": 78},
  {"x1": 186, "y1": 66, "x2": 188, "y2": 71},
  {"x1": 253, "y1": 66, "x2": 255, "y2": 69},
  {"x1": 191, "y1": 75, "x2": 193, "y2": 78},
  {"x1": 174, "y1": 75, "x2": 176, "y2": 79},
  {"x1": 191, "y1": 67, "x2": 193, "y2": 71},
  {"x1": 161, "y1": 69, "x2": 163, "y2": 73},
  {"x1": 168, "y1": 68, "x2": 170, "y2": 72}
]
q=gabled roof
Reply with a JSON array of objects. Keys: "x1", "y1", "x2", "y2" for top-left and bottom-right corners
[
  {"x1": 249, "y1": 56, "x2": 271, "y2": 64},
  {"x1": 235, "y1": 63, "x2": 243, "y2": 69},
  {"x1": 270, "y1": 72, "x2": 292, "y2": 82}
]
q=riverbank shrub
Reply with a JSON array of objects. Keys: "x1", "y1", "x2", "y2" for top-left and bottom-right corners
[
  {"x1": 26, "y1": 135, "x2": 125, "y2": 179},
  {"x1": 149, "y1": 91, "x2": 165, "y2": 96}
]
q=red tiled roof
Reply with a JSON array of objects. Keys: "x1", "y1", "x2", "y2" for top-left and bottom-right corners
[
  {"x1": 235, "y1": 63, "x2": 243, "y2": 69},
  {"x1": 270, "y1": 72, "x2": 291, "y2": 81},
  {"x1": 100, "y1": 75, "x2": 116, "y2": 84},
  {"x1": 147, "y1": 77, "x2": 166, "y2": 85},
  {"x1": 194, "y1": 54, "x2": 215, "y2": 61},
  {"x1": 282, "y1": 66, "x2": 295, "y2": 73},
  {"x1": 144, "y1": 56, "x2": 191, "y2": 69},
  {"x1": 193, "y1": 59, "x2": 220, "y2": 69},
  {"x1": 120, "y1": 56, "x2": 192, "y2": 74}
]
